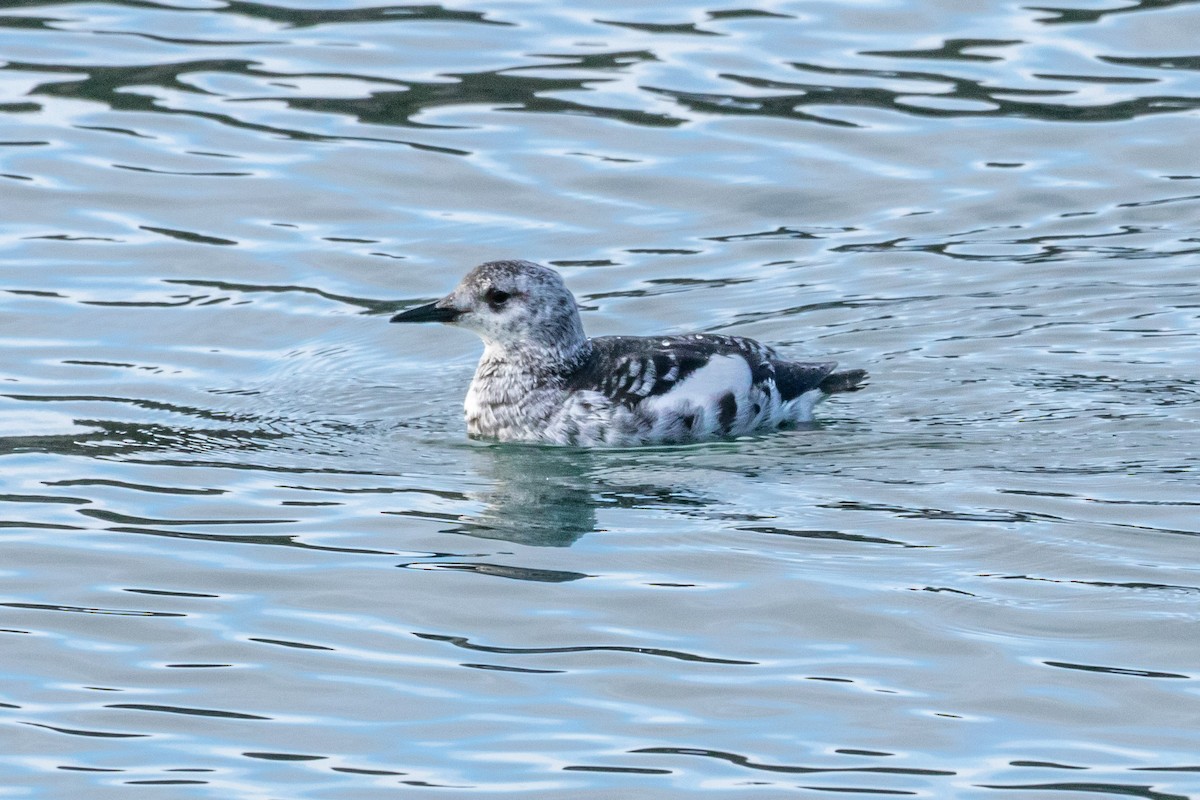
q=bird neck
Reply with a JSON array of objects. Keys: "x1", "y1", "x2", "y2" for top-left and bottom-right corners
[
  {"x1": 479, "y1": 331, "x2": 589, "y2": 375},
  {"x1": 467, "y1": 339, "x2": 592, "y2": 438}
]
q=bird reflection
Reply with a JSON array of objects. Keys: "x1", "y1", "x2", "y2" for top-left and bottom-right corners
[
  {"x1": 443, "y1": 445, "x2": 720, "y2": 547},
  {"x1": 445, "y1": 446, "x2": 600, "y2": 547}
]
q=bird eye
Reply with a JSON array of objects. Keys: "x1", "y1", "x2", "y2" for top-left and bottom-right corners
[{"x1": 485, "y1": 288, "x2": 511, "y2": 308}]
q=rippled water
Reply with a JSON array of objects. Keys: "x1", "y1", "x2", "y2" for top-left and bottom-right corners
[{"x1": 3, "y1": 0, "x2": 1199, "y2": 797}]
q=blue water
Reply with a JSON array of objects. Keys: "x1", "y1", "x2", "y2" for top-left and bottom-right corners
[{"x1": 2, "y1": 0, "x2": 1199, "y2": 797}]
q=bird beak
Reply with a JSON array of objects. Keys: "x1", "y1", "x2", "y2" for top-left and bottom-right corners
[{"x1": 390, "y1": 297, "x2": 462, "y2": 323}]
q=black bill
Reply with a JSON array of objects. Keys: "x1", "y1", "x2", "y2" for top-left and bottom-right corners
[{"x1": 390, "y1": 301, "x2": 461, "y2": 323}]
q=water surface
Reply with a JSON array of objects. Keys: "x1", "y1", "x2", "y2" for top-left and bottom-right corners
[{"x1": 2, "y1": 0, "x2": 1199, "y2": 797}]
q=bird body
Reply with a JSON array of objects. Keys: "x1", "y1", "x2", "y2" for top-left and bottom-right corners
[{"x1": 392, "y1": 260, "x2": 865, "y2": 447}]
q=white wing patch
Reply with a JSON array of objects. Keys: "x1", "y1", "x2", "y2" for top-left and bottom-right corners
[{"x1": 642, "y1": 354, "x2": 751, "y2": 415}]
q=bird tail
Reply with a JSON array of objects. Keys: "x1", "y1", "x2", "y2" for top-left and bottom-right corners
[{"x1": 819, "y1": 368, "x2": 868, "y2": 394}]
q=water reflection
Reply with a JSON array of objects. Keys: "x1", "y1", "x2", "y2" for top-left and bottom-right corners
[
  {"x1": 446, "y1": 445, "x2": 730, "y2": 548},
  {"x1": 447, "y1": 445, "x2": 600, "y2": 547},
  {"x1": 8, "y1": 5, "x2": 1197, "y2": 151},
  {"x1": 653, "y1": 58, "x2": 1200, "y2": 127}
]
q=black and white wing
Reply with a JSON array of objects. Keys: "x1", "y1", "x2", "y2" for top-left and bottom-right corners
[{"x1": 566, "y1": 334, "x2": 836, "y2": 407}]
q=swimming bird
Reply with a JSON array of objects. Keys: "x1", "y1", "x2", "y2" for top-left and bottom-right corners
[{"x1": 391, "y1": 260, "x2": 866, "y2": 446}]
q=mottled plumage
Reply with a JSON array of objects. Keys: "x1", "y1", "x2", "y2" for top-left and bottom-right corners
[{"x1": 392, "y1": 260, "x2": 866, "y2": 446}]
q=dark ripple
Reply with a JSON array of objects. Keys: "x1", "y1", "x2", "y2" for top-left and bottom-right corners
[
  {"x1": 990, "y1": 575, "x2": 1200, "y2": 595},
  {"x1": 46, "y1": 478, "x2": 226, "y2": 496},
  {"x1": 98, "y1": 31, "x2": 274, "y2": 47},
  {"x1": 708, "y1": 9, "x2": 794, "y2": 21},
  {"x1": 108, "y1": 525, "x2": 395, "y2": 555},
  {"x1": 125, "y1": 588, "x2": 218, "y2": 598},
  {"x1": 6, "y1": 392, "x2": 275, "y2": 426},
  {"x1": 826, "y1": 499, "x2": 1044, "y2": 524},
  {"x1": 0, "y1": 520, "x2": 79, "y2": 532},
  {"x1": 461, "y1": 663, "x2": 564, "y2": 674},
  {"x1": 802, "y1": 788, "x2": 917, "y2": 796},
  {"x1": 1043, "y1": 661, "x2": 1190, "y2": 679},
  {"x1": 414, "y1": 632, "x2": 756, "y2": 665},
  {"x1": 249, "y1": 637, "x2": 335, "y2": 651},
  {"x1": 705, "y1": 225, "x2": 857, "y2": 242},
  {"x1": 1105, "y1": 54, "x2": 1200, "y2": 71},
  {"x1": 138, "y1": 226, "x2": 237, "y2": 246},
  {"x1": 164, "y1": 663, "x2": 232, "y2": 669},
  {"x1": 331, "y1": 767, "x2": 407, "y2": 776},
  {"x1": 243, "y1": 751, "x2": 325, "y2": 762},
  {"x1": 398, "y1": 561, "x2": 590, "y2": 582},
  {"x1": 3, "y1": 400, "x2": 308, "y2": 463},
  {"x1": 1034, "y1": 72, "x2": 1158, "y2": 85},
  {"x1": 21, "y1": 722, "x2": 148, "y2": 738},
  {"x1": 649, "y1": 58, "x2": 1200, "y2": 127},
  {"x1": 862, "y1": 38, "x2": 1025, "y2": 63},
  {"x1": 0, "y1": 13, "x2": 60, "y2": 31},
  {"x1": 1, "y1": 602, "x2": 185, "y2": 617},
  {"x1": 596, "y1": 19, "x2": 722, "y2": 37},
  {"x1": 1032, "y1": 0, "x2": 1198, "y2": 26},
  {"x1": 631, "y1": 747, "x2": 956, "y2": 776},
  {"x1": 277, "y1": 61, "x2": 684, "y2": 130},
  {"x1": 2, "y1": 60, "x2": 472, "y2": 150},
  {"x1": 2, "y1": 0, "x2": 510, "y2": 28},
  {"x1": 0, "y1": 493, "x2": 88, "y2": 505},
  {"x1": 163, "y1": 278, "x2": 398, "y2": 315},
  {"x1": 106, "y1": 703, "x2": 269, "y2": 720},
  {"x1": 564, "y1": 765, "x2": 674, "y2": 775},
  {"x1": 740, "y1": 525, "x2": 917, "y2": 547},
  {"x1": 114, "y1": 164, "x2": 252, "y2": 177},
  {"x1": 79, "y1": 508, "x2": 295, "y2": 526},
  {"x1": 217, "y1": 1, "x2": 511, "y2": 29},
  {"x1": 977, "y1": 782, "x2": 1190, "y2": 800}
]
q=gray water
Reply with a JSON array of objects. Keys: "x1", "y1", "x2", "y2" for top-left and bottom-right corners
[{"x1": 2, "y1": 0, "x2": 1199, "y2": 797}]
